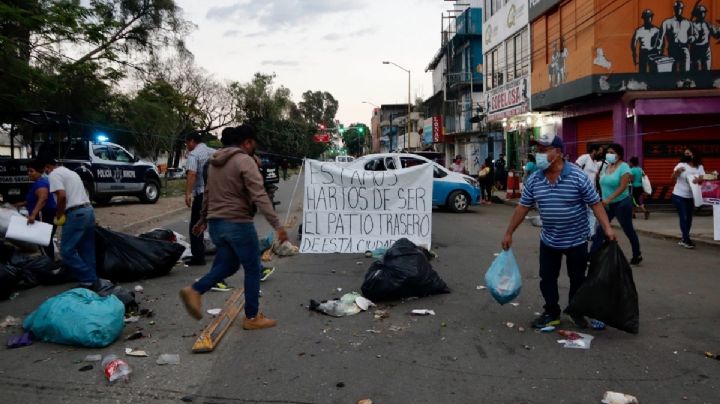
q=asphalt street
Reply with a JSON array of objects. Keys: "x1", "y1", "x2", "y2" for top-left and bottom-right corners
[{"x1": 1, "y1": 174, "x2": 719, "y2": 403}]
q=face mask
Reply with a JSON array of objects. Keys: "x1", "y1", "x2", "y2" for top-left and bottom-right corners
[
  {"x1": 605, "y1": 153, "x2": 617, "y2": 164},
  {"x1": 535, "y1": 153, "x2": 550, "y2": 170},
  {"x1": 681, "y1": 155, "x2": 693, "y2": 163}
]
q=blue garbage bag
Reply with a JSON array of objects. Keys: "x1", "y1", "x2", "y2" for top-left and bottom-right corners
[
  {"x1": 23, "y1": 288, "x2": 124, "y2": 348},
  {"x1": 485, "y1": 249, "x2": 522, "y2": 305}
]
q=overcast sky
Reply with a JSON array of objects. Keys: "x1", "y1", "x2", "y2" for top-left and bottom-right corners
[{"x1": 176, "y1": 0, "x2": 447, "y2": 126}]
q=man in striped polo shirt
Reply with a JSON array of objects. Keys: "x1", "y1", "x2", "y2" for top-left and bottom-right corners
[{"x1": 501, "y1": 133, "x2": 617, "y2": 329}]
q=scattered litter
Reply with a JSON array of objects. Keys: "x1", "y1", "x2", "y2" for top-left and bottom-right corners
[
  {"x1": 704, "y1": 352, "x2": 720, "y2": 360},
  {"x1": 601, "y1": 391, "x2": 639, "y2": 404},
  {"x1": 509, "y1": 302, "x2": 520, "y2": 307},
  {"x1": 355, "y1": 296, "x2": 375, "y2": 311},
  {"x1": 102, "y1": 355, "x2": 131, "y2": 383},
  {"x1": 673, "y1": 351, "x2": 678, "y2": 355},
  {"x1": 6, "y1": 332, "x2": 33, "y2": 349},
  {"x1": 0, "y1": 316, "x2": 21, "y2": 328},
  {"x1": 139, "y1": 308, "x2": 154, "y2": 318},
  {"x1": 78, "y1": 364, "x2": 94, "y2": 372},
  {"x1": 273, "y1": 240, "x2": 299, "y2": 256},
  {"x1": 336, "y1": 382, "x2": 345, "y2": 388},
  {"x1": 365, "y1": 329, "x2": 381, "y2": 334},
  {"x1": 356, "y1": 261, "x2": 363, "y2": 265},
  {"x1": 181, "y1": 395, "x2": 194, "y2": 402},
  {"x1": 534, "y1": 312, "x2": 541, "y2": 316},
  {"x1": 373, "y1": 310, "x2": 389, "y2": 320},
  {"x1": 364, "y1": 251, "x2": 373, "y2": 258},
  {"x1": 207, "y1": 308, "x2": 222, "y2": 316},
  {"x1": 440, "y1": 321, "x2": 447, "y2": 328},
  {"x1": 148, "y1": 321, "x2": 156, "y2": 326},
  {"x1": 540, "y1": 326, "x2": 556, "y2": 333},
  {"x1": 336, "y1": 288, "x2": 343, "y2": 292},
  {"x1": 156, "y1": 353, "x2": 180, "y2": 365},
  {"x1": 358, "y1": 400, "x2": 373, "y2": 404},
  {"x1": 518, "y1": 326, "x2": 526, "y2": 333},
  {"x1": 522, "y1": 344, "x2": 533, "y2": 350},
  {"x1": 309, "y1": 293, "x2": 374, "y2": 317},
  {"x1": 475, "y1": 285, "x2": 486, "y2": 290},
  {"x1": 411, "y1": 309, "x2": 436, "y2": 316},
  {"x1": 84, "y1": 354, "x2": 102, "y2": 362},
  {"x1": 591, "y1": 319, "x2": 606, "y2": 330},
  {"x1": 388, "y1": 325, "x2": 403, "y2": 332},
  {"x1": 125, "y1": 348, "x2": 149, "y2": 357},
  {"x1": 505, "y1": 322, "x2": 515, "y2": 328},
  {"x1": 124, "y1": 316, "x2": 140, "y2": 323},
  {"x1": 556, "y1": 330, "x2": 594, "y2": 349},
  {"x1": 133, "y1": 285, "x2": 144, "y2": 293},
  {"x1": 126, "y1": 331, "x2": 145, "y2": 341}
]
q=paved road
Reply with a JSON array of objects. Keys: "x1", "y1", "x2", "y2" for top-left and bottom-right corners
[{"x1": 1, "y1": 174, "x2": 719, "y2": 403}]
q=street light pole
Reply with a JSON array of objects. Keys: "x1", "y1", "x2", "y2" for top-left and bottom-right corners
[{"x1": 382, "y1": 61, "x2": 411, "y2": 151}]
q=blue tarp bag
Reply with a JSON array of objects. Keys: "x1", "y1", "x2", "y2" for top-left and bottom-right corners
[
  {"x1": 23, "y1": 288, "x2": 124, "y2": 348},
  {"x1": 485, "y1": 249, "x2": 522, "y2": 305}
]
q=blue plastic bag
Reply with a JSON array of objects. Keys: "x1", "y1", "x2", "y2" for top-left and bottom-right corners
[
  {"x1": 23, "y1": 288, "x2": 125, "y2": 348},
  {"x1": 485, "y1": 249, "x2": 522, "y2": 305}
]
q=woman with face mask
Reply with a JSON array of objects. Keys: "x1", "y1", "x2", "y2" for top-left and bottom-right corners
[
  {"x1": 590, "y1": 144, "x2": 642, "y2": 265},
  {"x1": 671, "y1": 148, "x2": 705, "y2": 249},
  {"x1": 14, "y1": 160, "x2": 57, "y2": 258}
]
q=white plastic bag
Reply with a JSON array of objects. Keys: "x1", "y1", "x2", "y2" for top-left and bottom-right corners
[
  {"x1": 484, "y1": 249, "x2": 522, "y2": 305},
  {"x1": 641, "y1": 173, "x2": 652, "y2": 195}
]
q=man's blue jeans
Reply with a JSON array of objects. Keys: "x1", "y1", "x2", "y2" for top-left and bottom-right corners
[
  {"x1": 539, "y1": 241, "x2": 588, "y2": 317},
  {"x1": 61, "y1": 207, "x2": 97, "y2": 284},
  {"x1": 192, "y1": 220, "x2": 262, "y2": 318},
  {"x1": 591, "y1": 196, "x2": 641, "y2": 259},
  {"x1": 671, "y1": 194, "x2": 694, "y2": 243}
]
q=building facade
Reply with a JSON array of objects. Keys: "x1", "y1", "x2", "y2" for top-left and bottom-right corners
[{"x1": 530, "y1": 0, "x2": 720, "y2": 202}]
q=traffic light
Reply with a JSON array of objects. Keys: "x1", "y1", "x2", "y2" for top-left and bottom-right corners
[
  {"x1": 338, "y1": 124, "x2": 345, "y2": 134},
  {"x1": 357, "y1": 126, "x2": 364, "y2": 134}
]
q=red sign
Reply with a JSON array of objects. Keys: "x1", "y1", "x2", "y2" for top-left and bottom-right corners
[
  {"x1": 313, "y1": 133, "x2": 330, "y2": 143},
  {"x1": 432, "y1": 116, "x2": 444, "y2": 143}
]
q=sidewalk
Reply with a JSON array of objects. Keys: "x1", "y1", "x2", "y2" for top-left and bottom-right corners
[
  {"x1": 94, "y1": 195, "x2": 187, "y2": 234},
  {"x1": 493, "y1": 190, "x2": 719, "y2": 247}
]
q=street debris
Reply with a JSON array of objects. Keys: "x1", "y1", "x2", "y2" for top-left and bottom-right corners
[
  {"x1": 485, "y1": 249, "x2": 522, "y2": 305},
  {"x1": 373, "y1": 310, "x2": 389, "y2": 320},
  {"x1": 78, "y1": 364, "x2": 94, "y2": 372},
  {"x1": 6, "y1": 332, "x2": 33, "y2": 348},
  {"x1": 336, "y1": 382, "x2": 345, "y2": 388},
  {"x1": 125, "y1": 348, "x2": 148, "y2": 357},
  {"x1": 518, "y1": 326, "x2": 526, "y2": 333},
  {"x1": 102, "y1": 355, "x2": 131, "y2": 383},
  {"x1": 126, "y1": 330, "x2": 146, "y2": 341},
  {"x1": 591, "y1": 319, "x2": 606, "y2": 330},
  {"x1": 509, "y1": 302, "x2": 520, "y2": 307},
  {"x1": 410, "y1": 309, "x2": 435, "y2": 316},
  {"x1": 133, "y1": 285, "x2": 144, "y2": 293},
  {"x1": 124, "y1": 316, "x2": 140, "y2": 323},
  {"x1": 601, "y1": 391, "x2": 639, "y2": 404},
  {"x1": 156, "y1": 353, "x2": 180, "y2": 365},
  {"x1": 557, "y1": 330, "x2": 594, "y2": 349},
  {"x1": 207, "y1": 308, "x2": 222, "y2": 316},
  {"x1": 84, "y1": 354, "x2": 102, "y2": 362},
  {"x1": 357, "y1": 399, "x2": 373, "y2": 404},
  {"x1": 522, "y1": 344, "x2": 533, "y2": 350},
  {"x1": 361, "y1": 238, "x2": 449, "y2": 302},
  {"x1": 309, "y1": 292, "x2": 375, "y2": 317},
  {"x1": 705, "y1": 352, "x2": 720, "y2": 360},
  {"x1": 23, "y1": 288, "x2": 124, "y2": 348},
  {"x1": 540, "y1": 326, "x2": 556, "y2": 333},
  {"x1": 505, "y1": 322, "x2": 515, "y2": 328},
  {"x1": 475, "y1": 285, "x2": 486, "y2": 290},
  {"x1": 388, "y1": 325, "x2": 404, "y2": 332},
  {"x1": 365, "y1": 329, "x2": 381, "y2": 334},
  {"x1": 273, "y1": 240, "x2": 299, "y2": 256},
  {"x1": 0, "y1": 315, "x2": 21, "y2": 328}
]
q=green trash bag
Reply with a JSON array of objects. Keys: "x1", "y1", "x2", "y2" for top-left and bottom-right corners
[{"x1": 23, "y1": 288, "x2": 125, "y2": 347}]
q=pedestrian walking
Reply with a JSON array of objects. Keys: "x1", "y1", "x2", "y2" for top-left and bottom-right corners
[
  {"x1": 281, "y1": 158, "x2": 289, "y2": 181},
  {"x1": 179, "y1": 125, "x2": 288, "y2": 329},
  {"x1": 43, "y1": 158, "x2": 99, "y2": 290},
  {"x1": 450, "y1": 155, "x2": 466, "y2": 174},
  {"x1": 495, "y1": 154, "x2": 507, "y2": 190},
  {"x1": 575, "y1": 144, "x2": 604, "y2": 189},
  {"x1": 478, "y1": 157, "x2": 494, "y2": 205},
  {"x1": 185, "y1": 132, "x2": 216, "y2": 266},
  {"x1": 590, "y1": 144, "x2": 643, "y2": 265},
  {"x1": 501, "y1": 133, "x2": 616, "y2": 329},
  {"x1": 15, "y1": 160, "x2": 57, "y2": 258},
  {"x1": 671, "y1": 148, "x2": 705, "y2": 249},
  {"x1": 523, "y1": 153, "x2": 537, "y2": 182},
  {"x1": 629, "y1": 157, "x2": 650, "y2": 219}
]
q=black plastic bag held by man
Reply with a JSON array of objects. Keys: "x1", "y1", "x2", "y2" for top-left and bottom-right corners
[{"x1": 567, "y1": 241, "x2": 639, "y2": 334}]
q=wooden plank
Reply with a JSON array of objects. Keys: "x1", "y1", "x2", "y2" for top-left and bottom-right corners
[{"x1": 192, "y1": 288, "x2": 245, "y2": 353}]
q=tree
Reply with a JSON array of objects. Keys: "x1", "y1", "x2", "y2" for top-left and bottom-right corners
[
  {"x1": 342, "y1": 123, "x2": 370, "y2": 156},
  {"x1": 297, "y1": 90, "x2": 338, "y2": 126}
]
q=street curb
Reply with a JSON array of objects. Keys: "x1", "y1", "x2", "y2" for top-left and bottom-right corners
[
  {"x1": 118, "y1": 206, "x2": 188, "y2": 234},
  {"x1": 497, "y1": 195, "x2": 720, "y2": 248}
]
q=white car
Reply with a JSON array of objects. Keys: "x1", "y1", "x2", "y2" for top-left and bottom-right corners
[{"x1": 348, "y1": 153, "x2": 481, "y2": 212}]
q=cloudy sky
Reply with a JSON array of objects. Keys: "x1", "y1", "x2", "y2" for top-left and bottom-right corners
[{"x1": 176, "y1": 0, "x2": 447, "y2": 126}]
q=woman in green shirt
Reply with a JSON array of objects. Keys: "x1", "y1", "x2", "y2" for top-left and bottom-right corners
[
  {"x1": 629, "y1": 157, "x2": 649, "y2": 220},
  {"x1": 590, "y1": 144, "x2": 642, "y2": 265}
]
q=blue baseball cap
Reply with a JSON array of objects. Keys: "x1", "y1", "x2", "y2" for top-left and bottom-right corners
[{"x1": 530, "y1": 133, "x2": 564, "y2": 151}]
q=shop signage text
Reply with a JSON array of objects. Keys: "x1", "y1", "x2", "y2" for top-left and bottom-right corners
[{"x1": 486, "y1": 77, "x2": 530, "y2": 121}]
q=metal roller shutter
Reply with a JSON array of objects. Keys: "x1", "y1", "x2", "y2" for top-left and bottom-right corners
[{"x1": 576, "y1": 112, "x2": 613, "y2": 157}]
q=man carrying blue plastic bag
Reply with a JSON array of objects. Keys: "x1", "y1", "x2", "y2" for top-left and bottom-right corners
[{"x1": 501, "y1": 133, "x2": 616, "y2": 329}]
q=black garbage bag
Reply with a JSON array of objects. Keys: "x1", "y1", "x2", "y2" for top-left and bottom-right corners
[
  {"x1": 10, "y1": 254, "x2": 74, "y2": 286},
  {"x1": 139, "y1": 228, "x2": 176, "y2": 243},
  {"x1": 0, "y1": 263, "x2": 21, "y2": 300},
  {"x1": 361, "y1": 238, "x2": 450, "y2": 302},
  {"x1": 567, "y1": 241, "x2": 639, "y2": 334},
  {"x1": 95, "y1": 279, "x2": 138, "y2": 313},
  {"x1": 95, "y1": 227, "x2": 185, "y2": 282}
]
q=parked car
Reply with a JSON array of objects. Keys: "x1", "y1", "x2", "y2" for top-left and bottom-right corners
[{"x1": 348, "y1": 153, "x2": 481, "y2": 212}]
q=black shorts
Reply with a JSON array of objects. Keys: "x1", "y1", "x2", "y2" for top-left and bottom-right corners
[{"x1": 632, "y1": 187, "x2": 644, "y2": 203}]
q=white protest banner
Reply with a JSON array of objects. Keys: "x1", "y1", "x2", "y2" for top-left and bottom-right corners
[{"x1": 301, "y1": 160, "x2": 433, "y2": 254}]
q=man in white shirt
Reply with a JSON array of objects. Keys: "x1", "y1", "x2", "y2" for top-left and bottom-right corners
[
  {"x1": 44, "y1": 158, "x2": 98, "y2": 290},
  {"x1": 575, "y1": 144, "x2": 604, "y2": 189}
]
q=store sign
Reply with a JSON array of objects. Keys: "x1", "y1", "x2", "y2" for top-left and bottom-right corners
[
  {"x1": 486, "y1": 77, "x2": 530, "y2": 121},
  {"x1": 644, "y1": 141, "x2": 720, "y2": 158},
  {"x1": 484, "y1": 0, "x2": 529, "y2": 51},
  {"x1": 432, "y1": 116, "x2": 444, "y2": 143},
  {"x1": 529, "y1": 0, "x2": 561, "y2": 21},
  {"x1": 313, "y1": 133, "x2": 330, "y2": 143}
]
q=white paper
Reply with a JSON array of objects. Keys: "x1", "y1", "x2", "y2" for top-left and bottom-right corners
[
  {"x1": 714, "y1": 205, "x2": 720, "y2": 241},
  {"x1": 5, "y1": 215, "x2": 52, "y2": 246}
]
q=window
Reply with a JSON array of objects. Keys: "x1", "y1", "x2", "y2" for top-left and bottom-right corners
[
  {"x1": 384, "y1": 157, "x2": 397, "y2": 170},
  {"x1": 364, "y1": 158, "x2": 386, "y2": 171},
  {"x1": 506, "y1": 37, "x2": 515, "y2": 82},
  {"x1": 111, "y1": 146, "x2": 133, "y2": 162},
  {"x1": 400, "y1": 157, "x2": 427, "y2": 168},
  {"x1": 93, "y1": 146, "x2": 110, "y2": 161},
  {"x1": 433, "y1": 166, "x2": 448, "y2": 179}
]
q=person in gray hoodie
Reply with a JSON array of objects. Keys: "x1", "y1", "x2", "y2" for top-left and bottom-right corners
[{"x1": 179, "y1": 125, "x2": 288, "y2": 330}]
